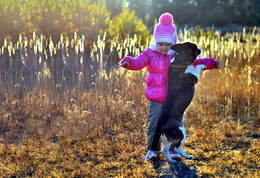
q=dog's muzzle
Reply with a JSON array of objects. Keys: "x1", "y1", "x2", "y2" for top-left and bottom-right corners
[{"x1": 196, "y1": 48, "x2": 201, "y2": 57}]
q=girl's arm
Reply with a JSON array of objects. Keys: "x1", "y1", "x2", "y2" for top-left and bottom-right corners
[
  {"x1": 192, "y1": 57, "x2": 220, "y2": 70},
  {"x1": 119, "y1": 50, "x2": 151, "y2": 70}
]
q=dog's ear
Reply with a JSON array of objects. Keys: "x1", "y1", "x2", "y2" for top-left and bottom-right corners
[{"x1": 171, "y1": 44, "x2": 182, "y2": 51}]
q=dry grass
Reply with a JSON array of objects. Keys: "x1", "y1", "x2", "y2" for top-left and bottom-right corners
[{"x1": 0, "y1": 27, "x2": 259, "y2": 177}]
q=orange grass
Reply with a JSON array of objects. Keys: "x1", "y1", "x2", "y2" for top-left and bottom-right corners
[{"x1": 0, "y1": 27, "x2": 259, "y2": 177}]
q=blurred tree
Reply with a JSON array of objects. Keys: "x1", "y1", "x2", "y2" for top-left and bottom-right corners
[
  {"x1": 88, "y1": 0, "x2": 111, "y2": 40},
  {"x1": 251, "y1": 0, "x2": 260, "y2": 25},
  {"x1": 106, "y1": 0, "x2": 124, "y2": 17},
  {"x1": 195, "y1": 0, "x2": 234, "y2": 26},
  {"x1": 170, "y1": 0, "x2": 197, "y2": 25},
  {"x1": 20, "y1": 0, "x2": 66, "y2": 42},
  {"x1": 128, "y1": 0, "x2": 151, "y2": 20},
  {"x1": 107, "y1": 5, "x2": 150, "y2": 44},
  {"x1": 19, "y1": 0, "x2": 111, "y2": 42},
  {"x1": 0, "y1": 0, "x2": 260, "y2": 44},
  {"x1": 149, "y1": 0, "x2": 173, "y2": 20},
  {"x1": 129, "y1": 0, "x2": 198, "y2": 26},
  {"x1": 233, "y1": 0, "x2": 260, "y2": 25},
  {"x1": 62, "y1": 0, "x2": 111, "y2": 41},
  {"x1": 126, "y1": 0, "x2": 260, "y2": 26},
  {"x1": 0, "y1": 0, "x2": 25, "y2": 41}
]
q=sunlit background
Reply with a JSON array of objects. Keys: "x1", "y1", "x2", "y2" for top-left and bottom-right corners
[
  {"x1": 0, "y1": 0, "x2": 259, "y2": 177},
  {"x1": 0, "y1": 0, "x2": 259, "y2": 43}
]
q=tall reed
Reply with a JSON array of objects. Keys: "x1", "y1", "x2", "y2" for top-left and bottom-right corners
[{"x1": 0, "y1": 27, "x2": 259, "y2": 142}]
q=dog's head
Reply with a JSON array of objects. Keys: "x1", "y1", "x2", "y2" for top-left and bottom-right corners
[{"x1": 171, "y1": 42, "x2": 201, "y2": 66}]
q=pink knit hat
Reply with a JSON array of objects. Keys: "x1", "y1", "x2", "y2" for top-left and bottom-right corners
[{"x1": 154, "y1": 13, "x2": 177, "y2": 45}]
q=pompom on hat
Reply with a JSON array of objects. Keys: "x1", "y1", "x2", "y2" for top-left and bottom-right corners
[{"x1": 154, "y1": 13, "x2": 177, "y2": 45}]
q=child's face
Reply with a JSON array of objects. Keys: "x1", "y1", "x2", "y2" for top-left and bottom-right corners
[{"x1": 156, "y1": 42, "x2": 173, "y2": 54}]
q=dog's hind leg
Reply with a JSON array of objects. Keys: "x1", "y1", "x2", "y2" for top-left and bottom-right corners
[
  {"x1": 174, "y1": 127, "x2": 193, "y2": 159},
  {"x1": 161, "y1": 134, "x2": 177, "y2": 163}
]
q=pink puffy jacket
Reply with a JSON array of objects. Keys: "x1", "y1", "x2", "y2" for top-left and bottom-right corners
[
  {"x1": 122, "y1": 48, "x2": 172, "y2": 103},
  {"x1": 121, "y1": 48, "x2": 219, "y2": 103}
]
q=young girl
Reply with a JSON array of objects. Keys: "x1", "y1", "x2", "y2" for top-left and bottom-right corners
[{"x1": 118, "y1": 13, "x2": 219, "y2": 161}]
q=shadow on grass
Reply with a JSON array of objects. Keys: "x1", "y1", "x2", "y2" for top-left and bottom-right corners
[{"x1": 152, "y1": 159, "x2": 198, "y2": 178}]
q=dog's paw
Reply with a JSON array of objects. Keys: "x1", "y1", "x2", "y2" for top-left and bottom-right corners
[
  {"x1": 174, "y1": 148, "x2": 194, "y2": 159},
  {"x1": 184, "y1": 154, "x2": 193, "y2": 159},
  {"x1": 196, "y1": 64, "x2": 207, "y2": 70},
  {"x1": 145, "y1": 150, "x2": 155, "y2": 162}
]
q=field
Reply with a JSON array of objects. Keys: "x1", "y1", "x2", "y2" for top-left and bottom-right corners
[{"x1": 0, "y1": 27, "x2": 259, "y2": 177}]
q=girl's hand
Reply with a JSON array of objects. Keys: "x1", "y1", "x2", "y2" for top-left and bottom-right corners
[{"x1": 118, "y1": 61, "x2": 130, "y2": 68}]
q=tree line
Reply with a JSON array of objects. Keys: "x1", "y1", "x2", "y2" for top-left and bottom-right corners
[
  {"x1": 0, "y1": 0, "x2": 149, "y2": 45},
  {"x1": 106, "y1": 0, "x2": 260, "y2": 27},
  {"x1": 1, "y1": 0, "x2": 259, "y2": 45}
]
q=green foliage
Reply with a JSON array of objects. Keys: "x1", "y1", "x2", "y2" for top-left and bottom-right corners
[
  {"x1": 107, "y1": 5, "x2": 150, "y2": 44},
  {"x1": 0, "y1": 0, "x2": 150, "y2": 45},
  {"x1": 0, "y1": 0, "x2": 24, "y2": 40},
  {"x1": 1, "y1": 0, "x2": 258, "y2": 44},
  {"x1": 18, "y1": 0, "x2": 111, "y2": 42},
  {"x1": 20, "y1": 0, "x2": 66, "y2": 39},
  {"x1": 60, "y1": 0, "x2": 111, "y2": 40}
]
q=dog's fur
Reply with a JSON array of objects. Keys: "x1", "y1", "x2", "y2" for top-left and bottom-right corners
[{"x1": 145, "y1": 42, "x2": 206, "y2": 163}]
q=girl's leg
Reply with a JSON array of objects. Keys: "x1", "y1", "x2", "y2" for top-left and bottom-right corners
[{"x1": 147, "y1": 100, "x2": 164, "y2": 151}]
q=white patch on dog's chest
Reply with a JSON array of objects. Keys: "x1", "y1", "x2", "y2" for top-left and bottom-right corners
[
  {"x1": 171, "y1": 53, "x2": 178, "y2": 63},
  {"x1": 171, "y1": 56, "x2": 175, "y2": 63}
]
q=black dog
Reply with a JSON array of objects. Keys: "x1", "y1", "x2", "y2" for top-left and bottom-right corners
[{"x1": 145, "y1": 42, "x2": 206, "y2": 163}]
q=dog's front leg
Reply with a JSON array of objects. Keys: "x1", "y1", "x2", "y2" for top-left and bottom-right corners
[
  {"x1": 185, "y1": 64, "x2": 207, "y2": 79},
  {"x1": 174, "y1": 127, "x2": 193, "y2": 159}
]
